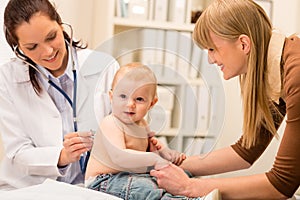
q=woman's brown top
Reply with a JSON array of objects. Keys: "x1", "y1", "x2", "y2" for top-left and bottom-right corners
[{"x1": 231, "y1": 34, "x2": 300, "y2": 198}]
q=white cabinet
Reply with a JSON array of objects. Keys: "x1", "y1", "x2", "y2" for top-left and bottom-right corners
[
  {"x1": 98, "y1": 0, "x2": 225, "y2": 154},
  {"x1": 113, "y1": 0, "x2": 208, "y2": 33}
]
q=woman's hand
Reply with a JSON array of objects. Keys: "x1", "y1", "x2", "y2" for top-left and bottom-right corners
[
  {"x1": 58, "y1": 131, "x2": 93, "y2": 167},
  {"x1": 150, "y1": 163, "x2": 193, "y2": 196}
]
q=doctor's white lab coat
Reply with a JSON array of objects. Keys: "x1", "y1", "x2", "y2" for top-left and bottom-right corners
[{"x1": 0, "y1": 48, "x2": 119, "y2": 190}]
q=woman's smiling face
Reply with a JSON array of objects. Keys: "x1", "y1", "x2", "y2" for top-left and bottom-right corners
[
  {"x1": 207, "y1": 32, "x2": 249, "y2": 80},
  {"x1": 16, "y1": 12, "x2": 67, "y2": 77}
]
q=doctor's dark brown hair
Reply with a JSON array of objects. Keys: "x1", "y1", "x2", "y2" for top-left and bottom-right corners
[{"x1": 3, "y1": 0, "x2": 86, "y2": 93}]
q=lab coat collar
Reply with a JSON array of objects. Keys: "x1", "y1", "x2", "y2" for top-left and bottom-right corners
[
  {"x1": 267, "y1": 30, "x2": 285, "y2": 104},
  {"x1": 9, "y1": 57, "x2": 30, "y2": 83},
  {"x1": 10, "y1": 46, "x2": 102, "y2": 121}
]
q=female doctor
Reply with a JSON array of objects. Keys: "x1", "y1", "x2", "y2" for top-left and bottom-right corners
[{"x1": 0, "y1": 0, "x2": 119, "y2": 190}]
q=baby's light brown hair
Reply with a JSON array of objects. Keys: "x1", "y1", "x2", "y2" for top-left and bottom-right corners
[{"x1": 111, "y1": 62, "x2": 157, "y2": 99}]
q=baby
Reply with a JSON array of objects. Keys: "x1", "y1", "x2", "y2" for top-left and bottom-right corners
[{"x1": 85, "y1": 63, "x2": 189, "y2": 199}]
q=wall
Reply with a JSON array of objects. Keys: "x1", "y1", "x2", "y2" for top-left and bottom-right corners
[
  {"x1": 0, "y1": 0, "x2": 10, "y2": 161},
  {"x1": 272, "y1": 0, "x2": 300, "y2": 35},
  {"x1": 52, "y1": 0, "x2": 114, "y2": 49},
  {"x1": 0, "y1": 0, "x2": 14, "y2": 66},
  {"x1": 52, "y1": 0, "x2": 94, "y2": 47}
]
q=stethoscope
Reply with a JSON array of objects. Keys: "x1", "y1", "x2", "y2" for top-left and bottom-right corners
[
  {"x1": 12, "y1": 24, "x2": 91, "y2": 174},
  {"x1": 13, "y1": 23, "x2": 78, "y2": 132}
]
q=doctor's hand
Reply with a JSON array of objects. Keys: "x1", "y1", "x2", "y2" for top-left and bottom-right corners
[
  {"x1": 58, "y1": 131, "x2": 94, "y2": 167},
  {"x1": 150, "y1": 163, "x2": 194, "y2": 197}
]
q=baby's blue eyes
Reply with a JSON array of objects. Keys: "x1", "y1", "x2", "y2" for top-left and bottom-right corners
[
  {"x1": 136, "y1": 97, "x2": 145, "y2": 102},
  {"x1": 120, "y1": 94, "x2": 126, "y2": 99},
  {"x1": 118, "y1": 94, "x2": 145, "y2": 102}
]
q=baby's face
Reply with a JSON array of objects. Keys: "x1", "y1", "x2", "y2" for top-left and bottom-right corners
[{"x1": 111, "y1": 79, "x2": 156, "y2": 125}]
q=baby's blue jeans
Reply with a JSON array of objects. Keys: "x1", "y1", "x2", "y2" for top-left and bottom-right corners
[{"x1": 87, "y1": 171, "x2": 203, "y2": 200}]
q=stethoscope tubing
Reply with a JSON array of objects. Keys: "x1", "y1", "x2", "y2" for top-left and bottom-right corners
[
  {"x1": 11, "y1": 23, "x2": 91, "y2": 173},
  {"x1": 13, "y1": 43, "x2": 78, "y2": 132}
]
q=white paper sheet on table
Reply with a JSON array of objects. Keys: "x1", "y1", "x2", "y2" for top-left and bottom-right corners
[{"x1": 0, "y1": 179, "x2": 121, "y2": 200}]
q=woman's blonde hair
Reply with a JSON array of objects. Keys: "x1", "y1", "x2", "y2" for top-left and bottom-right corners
[{"x1": 193, "y1": 0, "x2": 278, "y2": 148}]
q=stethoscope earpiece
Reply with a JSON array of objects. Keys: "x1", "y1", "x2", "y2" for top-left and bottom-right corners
[
  {"x1": 13, "y1": 33, "x2": 78, "y2": 132},
  {"x1": 12, "y1": 24, "x2": 89, "y2": 173}
]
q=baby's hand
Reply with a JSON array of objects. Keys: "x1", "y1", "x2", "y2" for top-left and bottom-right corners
[
  {"x1": 147, "y1": 132, "x2": 186, "y2": 165},
  {"x1": 158, "y1": 147, "x2": 186, "y2": 166},
  {"x1": 148, "y1": 136, "x2": 163, "y2": 152}
]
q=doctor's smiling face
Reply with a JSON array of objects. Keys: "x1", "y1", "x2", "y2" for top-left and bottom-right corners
[{"x1": 15, "y1": 12, "x2": 67, "y2": 77}]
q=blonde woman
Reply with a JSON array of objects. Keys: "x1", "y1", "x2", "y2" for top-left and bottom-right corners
[{"x1": 151, "y1": 0, "x2": 300, "y2": 199}]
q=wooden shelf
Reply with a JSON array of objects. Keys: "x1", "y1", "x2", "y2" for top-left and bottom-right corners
[
  {"x1": 156, "y1": 128, "x2": 215, "y2": 138},
  {"x1": 157, "y1": 77, "x2": 204, "y2": 86},
  {"x1": 110, "y1": 0, "x2": 219, "y2": 153},
  {"x1": 113, "y1": 17, "x2": 195, "y2": 32}
]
